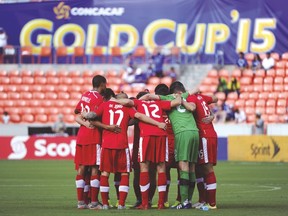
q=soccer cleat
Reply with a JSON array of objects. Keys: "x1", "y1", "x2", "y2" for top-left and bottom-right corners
[
  {"x1": 102, "y1": 204, "x2": 109, "y2": 210},
  {"x1": 175, "y1": 199, "x2": 192, "y2": 209},
  {"x1": 136, "y1": 204, "x2": 149, "y2": 210},
  {"x1": 88, "y1": 202, "x2": 103, "y2": 210},
  {"x1": 170, "y1": 200, "x2": 181, "y2": 209},
  {"x1": 193, "y1": 202, "x2": 206, "y2": 209},
  {"x1": 77, "y1": 201, "x2": 88, "y2": 209},
  {"x1": 199, "y1": 203, "x2": 217, "y2": 210},
  {"x1": 117, "y1": 205, "x2": 126, "y2": 210},
  {"x1": 133, "y1": 200, "x2": 142, "y2": 208},
  {"x1": 115, "y1": 200, "x2": 119, "y2": 208},
  {"x1": 164, "y1": 201, "x2": 170, "y2": 208},
  {"x1": 108, "y1": 199, "x2": 114, "y2": 208}
]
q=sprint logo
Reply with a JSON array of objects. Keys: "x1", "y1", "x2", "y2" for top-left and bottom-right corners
[{"x1": 54, "y1": 2, "x2": 71, "y2": 20}]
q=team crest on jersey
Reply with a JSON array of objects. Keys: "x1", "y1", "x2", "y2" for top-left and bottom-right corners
[{"x1": 197, "y1": 95, "x2": 203, "y2": 100}]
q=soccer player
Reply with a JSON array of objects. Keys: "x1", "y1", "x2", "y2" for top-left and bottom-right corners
[
  {"x1": 140, "y1": 81, "x2": 199, "y2": 209},
  {"x1": 74, "y1": 75, "x2": 119, "y2": 209},
  {"x1": 154, "y1": 84, "x2": 181, "y2": 208},
  {"x1": 186, "y1": 92, "x2": 218, "y2": 210},
  {"x1": 83, "y1": 92, "x2": 167, "y2": 210}
]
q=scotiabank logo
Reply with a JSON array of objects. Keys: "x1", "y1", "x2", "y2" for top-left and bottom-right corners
[
  {"x1": 8, "y1": 136, "x2": 29, "y2": 160},
  {"x1": 0, "y1": 136, "x2": 77, "y2": 160},
  {"x1": 35, "y1": 139, "x2": 76, "y2": 157}
]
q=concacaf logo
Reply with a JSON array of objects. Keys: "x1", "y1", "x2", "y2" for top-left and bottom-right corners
[{"x1": 54, "y1": 2, "x2": 71, "y2": 19}]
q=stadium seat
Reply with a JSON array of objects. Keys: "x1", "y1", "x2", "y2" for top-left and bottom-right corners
[
  {"x1": 55, "y1": 85, "x2": 69, "y2": 92},
  {"x1": 3, "y1": 100, "x2": 15, "y2": 107},
  {"x1": 239, "y1": 77, "x2": 252, "y2": 85},
  {"x1": 14, "y1": 100, "x2": 28, "y2": 107},
  {"x1": 63, "y1": 114, "x2": 75, "y2": 123},
  {"x1": 274, "y1": 76, "x2": 283, "y2": 84},
  {"x1": 275, "y1": 61, "x2": 285, "y2": 69},
  {"x1": 109, "y1": 46, "x2": 122, "y2": 63},
  {"x1": 201, "y1": 77, "x2": 218, "y2": 85},
  {"x1": 4, "y1": 85, "x2": 17, "y2": 92},
  {"x1": 218, "y1": 69, "x2": 229, "y2": 78},
  {"x1": 32, "y1": 92, "x2": 45, "y2": 100},
  {"x1": 253, "y1": 84, "x2": 263, "y2": 92},
  {"x1": 231, "y1": 68, "x2": 242, "y2": 77},
  {"x1": 266, "y1": 69, "x2": 275, "y2": 77},
  {"x1": 21, "y1": 114, "x2": 34, "y2": 123},
  {"x1": 275, "y1": 69, "x2": 285, "y2": 77},
  {"x1": 273, "y1": 84, "x2": 284, "y2": 92},
  {"x1": 46, "y1": 70, "x2": 57, "y2": 77},
  {"x1": 242, "y1": 69, "x2": 253, "y2": 77},
  {"x1": 34, "y1": 77, "x2": 47, "y2": 85},
  {"x1": 246, "y1": 114, "x2": 255, "y2": 123},
  {"x1": 276, "y1": 107, "x2": 286, "y2": 115},
  {"x1": 10, "y1": 114, "x2": 21, "y2": 123},
  {"x1": 28, "y1": 100, "x2": 41, "y2": 107},
  {"x1": 57, "y1": 69, "x2": 69, "y2": 77},
  {"x1": 90, "y1": 46, "x2": 106, "y2": 63},
  {"x1": 69, "y1": 70, "x2": 81, "y2": 77},
  {"x1": 71, "y1": 77, "x2": 84, "y2": 85},
  {"x1": 266, "y1": 107, "x2": 276, "y2": 115},
  {"x1": 277, "y1": 92, "x2": 287, "y2": 99},
  {"x1": 107, "y1": 84, "x2": 120, "y2": 93},
  {"x1": 227, "y1": 92, "x2": 238, "y2": 100},
  {"x1": 8, "y1": 69, "x2": 20, "y2": 77},
  {"x1": 55, "y1": 46, "x2": 69, "y2": 63},
  {"x1": 108, "y1": 77, "x2": 122, "y2": 85},
  {"x1": 20, "y1": 46, "x2": 34, "y2": 63},
  {"x1": 0, "y1": 77, "x2": 10, "y2": 84},
  {"x1": 263, "y1": 77, "x2": 273, "y2": 84},
  {"x1": 148, "y1": 77, "x2": 161, "y2": 85},
  {"x1": 35, "y1": 114, "x2": 48, "y2": 123},
  {"x1": 207, "y1": 69, "x2": 218, "y2": 78},
  {"x1": 258, "y1": 92, "x2": 269, "y2": 99},
  {"x1": 244, "y1": 107, "x2": 255, "y2": 115},
  {"x1": 59, "y1": 77, "x2": 72, "y2": 85},
  {"x1": 72, "y1": 46, "x2": 86, "y2": 64},
  {"x1": 267, "y1": 114, "x2": 278, "y2": 123},
  {"x1": 248, "y1": 92, "x2": 259, "y2": 100},
  {"x1": 281, "y1": 52, "x2": 288, "y2": 61},
  {"x1": 268, "y1": 92, "x2": 278, "y2": 99},
  {"x1": 255, "y1": 99, "x2": 266, "y2": 107},
  {"x1": 30, "y1": 84, "x2": 43, "y2": 92},
  {"x1": 241, "y1": 85, "x2": 253, "y2": 92},
  {"x1": 271, "y1": 52, "x2": 280, "y2": 61},
  {"x1": 7, "y1": 92, "x2": 20, "y2": 100},
  {"x1": 133, "y1": 46, "x2": 147, "y2": 63},
  {"x1": 266, "y1": 99, "x2": 276, "y2": 107},
  {"x1": 234, "y1": 99, "x2": 245, "y2": 108},
  {"x1": 277, "y1": 99, "x2": 287, "y2": 107},
  {"x1": 239, "y1": 92, "x2": 249, "y2": 100},
  {"x1": 263, "y1": 84, "x2": 273, "y2": 92},
  {"x1": 45, "y1": 92, "x2": 58, "y2": 100},
  {"x1": 255, "y1": 69, "x2": 265, "y2": 77},
  {"x1": 245, "y1": 99, "x2": 255, "y2": 107},
  {"x1": 70, "y1": 92, "x2": 82, "y2": 100},
  {"x1": 82, "y1": 70, "x2": 93, "y2": 77},
  {"x1": 58, "y1": 92, "x2": 70, "y2": 100},
  {"x1": 0, "y1": 69, "x2": 7, "y2": 77},
  {"x1": 120, "y1": 84, "x2": 133, "y2": 94},
  {"x1": 38, "y1": 46, "x2": 52, "y2": 63},
  {"x1": 46, "y1": 77, "x2": 60, "y2": 85},
  {"x1": 21, "y1": 69, "x2": 33, "y2": 77},
  {"x1": 33, "y1": 69, "x2": 45, "y2": 77},
  {"x1": 253, "y1": 77, "x2": 263, "y2": 84}
]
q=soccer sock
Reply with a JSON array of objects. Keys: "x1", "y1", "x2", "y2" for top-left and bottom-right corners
[
  {"x1": 133, "y1": 170, "x2": 142, "y2": 201},
  {"x1": 179, "y1": 171, "x2": 189, "y2": 203},
  {"x1": 196, "y1": 177, "x2": 206, "y2": 203},
  {"x1": 157, "y1": 172, "x2": 167, "y2": 205},
  {"x1": 188, "y1": 172, "x2": 196, "y2": 201},
  {"x1": 140, "y1": 172, "x2": 150, "y2": 206},
  {"x1": 149, "y1": 172, "x2": 156, "y2": 203},
  {"x1": 165, "y1": 170, "x2": 171, "y2": 202},
  {"x1": 90, "y1": 174, "x2": 100, "y2": 203},
  {"x1": 75, "y1": 175, "x2": 85, "y2": 202},
  {"x1": 119, "y1": 175, "x2": 129, "y2": 206},
  {"x1": 114, "y1": 176, "x2": 120, "y2": 201},
  {"x1": 100, "y1": 175, "x2": 110, "y2": 205},
  {"x1": 84, "y1": 174, "x2": 91, "y2": 204},
  {"x1": 176, "y1": 170, "x2": 181, "y2": 202},
  {"x1": 205, "y1": 171, "x2": 217, "y2": 206}
]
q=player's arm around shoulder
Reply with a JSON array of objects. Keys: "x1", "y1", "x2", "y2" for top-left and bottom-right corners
[
  {"x1": 111, "y1": 97, "x2": 134, "y2": 107},
  {"x1": 181, "y1": 97, "x2": 196, "y2": 112},
  {"x1": 134, "y1": 112, "x2": 167, "y2": 130},
  {"x1": 139, "y1": 93, "x2": 160, "y2": 101}
]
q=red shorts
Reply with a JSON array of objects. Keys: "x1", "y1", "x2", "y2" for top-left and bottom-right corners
[
  {"x1": 138, "y1": 136, "x2": 168, "y2": 163},
  {"x1": 198, "y1": 136, "x2": 217, "y2": 165},
  {"x1": 74, "y1": 144, "x2": 101, "y2": 166},
  {"x1": 132, "y1": 141, "x2": 140, "y2": 169},
  {"x1": 100, "y1": 148, "x2": 131, "y2": 173},
  {"x1": 166, "y1": 137, "x2": 177, "y2": 168}
]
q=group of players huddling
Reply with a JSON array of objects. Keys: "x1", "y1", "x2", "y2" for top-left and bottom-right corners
[{"x1": 74, "y1": 75, "x2": 218, "y2": 210}]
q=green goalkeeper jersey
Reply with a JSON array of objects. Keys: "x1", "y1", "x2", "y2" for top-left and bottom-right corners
[{"x1": 160, "y1": 92, "x2": 198, "y2": 135}]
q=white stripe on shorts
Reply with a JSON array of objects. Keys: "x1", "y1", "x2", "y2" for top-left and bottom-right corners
[{"x1": 202, "y1": 137, "x2": 208, "y2": 163}]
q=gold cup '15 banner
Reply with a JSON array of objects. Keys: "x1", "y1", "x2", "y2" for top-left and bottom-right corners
[{"x1": 228, "y1": 136, "x2": 288, "y2": 162}]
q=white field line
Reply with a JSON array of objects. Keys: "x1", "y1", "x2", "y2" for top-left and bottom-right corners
[{"x1": 221, "y1": 184, "x2": 281, "y2": 193}]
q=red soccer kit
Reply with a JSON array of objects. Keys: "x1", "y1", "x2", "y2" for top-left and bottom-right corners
[
  {"x1": 95, "y1": 101, "x2": 137, "y2": 173},
  {"x1": 74, "y1": 90, "x2": 103, "y2": 166},
  {"x1": 186, "y1": 94, "x2": 218, "y2": 165},
  {"x1": 163, "y1": 112, "x2": 176, "y2": 167},
  {"x1": 133, "y1": 99, "x2": 171, "y2": 163}
]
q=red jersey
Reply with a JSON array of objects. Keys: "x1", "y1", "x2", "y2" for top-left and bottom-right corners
[
  {"x1": 133, "y1": 99, "x2": 171, "y2": 136},
  {"x1": 95, "y1": 101, "x2": 137, "y2": 149},
  {"x1": 75, "y1": 90, "x2": 103, "y2": 145},
  {"x1": 163, "y1": 112, "x2": 174, "y2": 140},
  {"x1": 186, "y1": 94, "x2": 217, "y2": 137}
]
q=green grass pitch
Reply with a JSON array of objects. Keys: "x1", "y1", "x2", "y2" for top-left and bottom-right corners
[{"x1": 0, "y1": 160, "x2": 287, "y2": 216}]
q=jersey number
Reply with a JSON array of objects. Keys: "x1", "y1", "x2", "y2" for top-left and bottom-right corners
[
  {"x1": 142, "y1": 104, "x2": 160, "y2": 118},
  {"x1": 201, "y1": 101, "x2": 210, "y2": 116},
  {"x1": 109, "y1": 110, "x2": 124, "y2": 125}
]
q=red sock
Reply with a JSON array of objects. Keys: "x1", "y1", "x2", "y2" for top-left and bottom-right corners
[
  {"x1": 75, "y1": 175, "x2": 85, "y2": 202},
  {"x1": 114, "y1": 173, "x2": 121, "y2": 200},
  {"x1": 157, "y1": 172, "x2": 167, "y2": 205},
  {"x1": 90, "y1": 175, "x2": 100, "y2": 203},
  {"x1": 140, "y1": 172, "x2": 150, "y2": 206},
  {"x1": 100, "y1": 175, "x2": 109, "y2": 205},
  {"x1": 196, "y1": 177, "x2": 206, "y2": 203},
  {"x1": 205, "y1": 172, "x2": 217, "y2": 206},
  {"x1": 84, "y1": 175, "x2": 91, "y2": 204},
  {"x1": 119, "y1": 174, "x2": 129, "y2": 206}
]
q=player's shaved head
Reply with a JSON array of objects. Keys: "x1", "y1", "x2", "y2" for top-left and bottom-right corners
[{"x1": 116, "y1": 92, "x2": 128, "y2": 99}]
